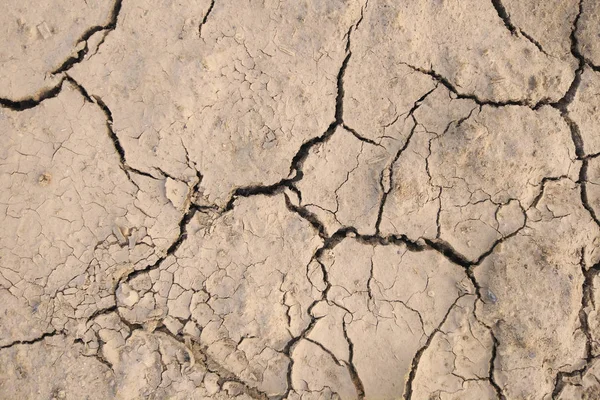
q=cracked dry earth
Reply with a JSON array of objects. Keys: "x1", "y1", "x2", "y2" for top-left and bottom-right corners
[{"x1": 6, "y1": 1, "x2": 600, "y2": 400}]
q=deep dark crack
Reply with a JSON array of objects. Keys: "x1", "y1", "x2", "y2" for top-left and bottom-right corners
[
  {"x1": 0, "y1": 80, "x2": 65, "y2": 111},
  {"x1": 198, "y1": 0, "x2": 216, "y2": 38},
  {"x1": 0, "y1": 330, "x2": 62, "y2": 350},
  {"x1": 0, "y1": 0, "x2": 122, "y2": 110},
  {"x1": 51, "y1": 0, "x2": 123, "y2": 75},
  {"x1": 548, "y1": 0, "x2": 600, "y2": 230},
  {"x1": 489, "y1": 0, "x2": 548, "y2": 55},
  {"x1": 341, "y1": 317, "x2": 366, "y2": 399}
]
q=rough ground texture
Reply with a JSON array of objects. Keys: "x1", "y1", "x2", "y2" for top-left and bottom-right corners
[{"x1": 2, "y1": 0, "x2": 600, "y2": 399}]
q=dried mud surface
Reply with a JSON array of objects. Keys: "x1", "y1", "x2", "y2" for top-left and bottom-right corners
[{"x1": 2, "y1": 1, "x2": 600, "y2": 399}]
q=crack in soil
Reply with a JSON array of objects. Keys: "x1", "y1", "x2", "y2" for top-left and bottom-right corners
[
  {"x1": 489, "y1": 0, "x2": 548, "y2": 55},
  {"x1": 0, "y1": 0, "x2": 122, "y2": 109},
  {"x1": 3, "y1": 0, "x2": 600, "y2": 398},
  {"x1": 51, "y1": 0, "x2": 123, "y2": 75}
]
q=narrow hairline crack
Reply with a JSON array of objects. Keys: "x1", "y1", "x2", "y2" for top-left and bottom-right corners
[
  {"x1": 403, "y1": 293, "x2": 470, "y2": 400},
  {"x1": 374, "y1": 85, "x2": 438, "y2": 235}
]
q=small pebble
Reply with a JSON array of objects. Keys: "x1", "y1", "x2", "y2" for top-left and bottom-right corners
[
  {"x1": 38, "y1": 172, "x2": 51, "y2": 186},
  {"x1": 487, "y1": 288, "x2": 498, "y2": 304},
  {"x1": 37, "y1": 22, "x2": 52, "y2": 39}
]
